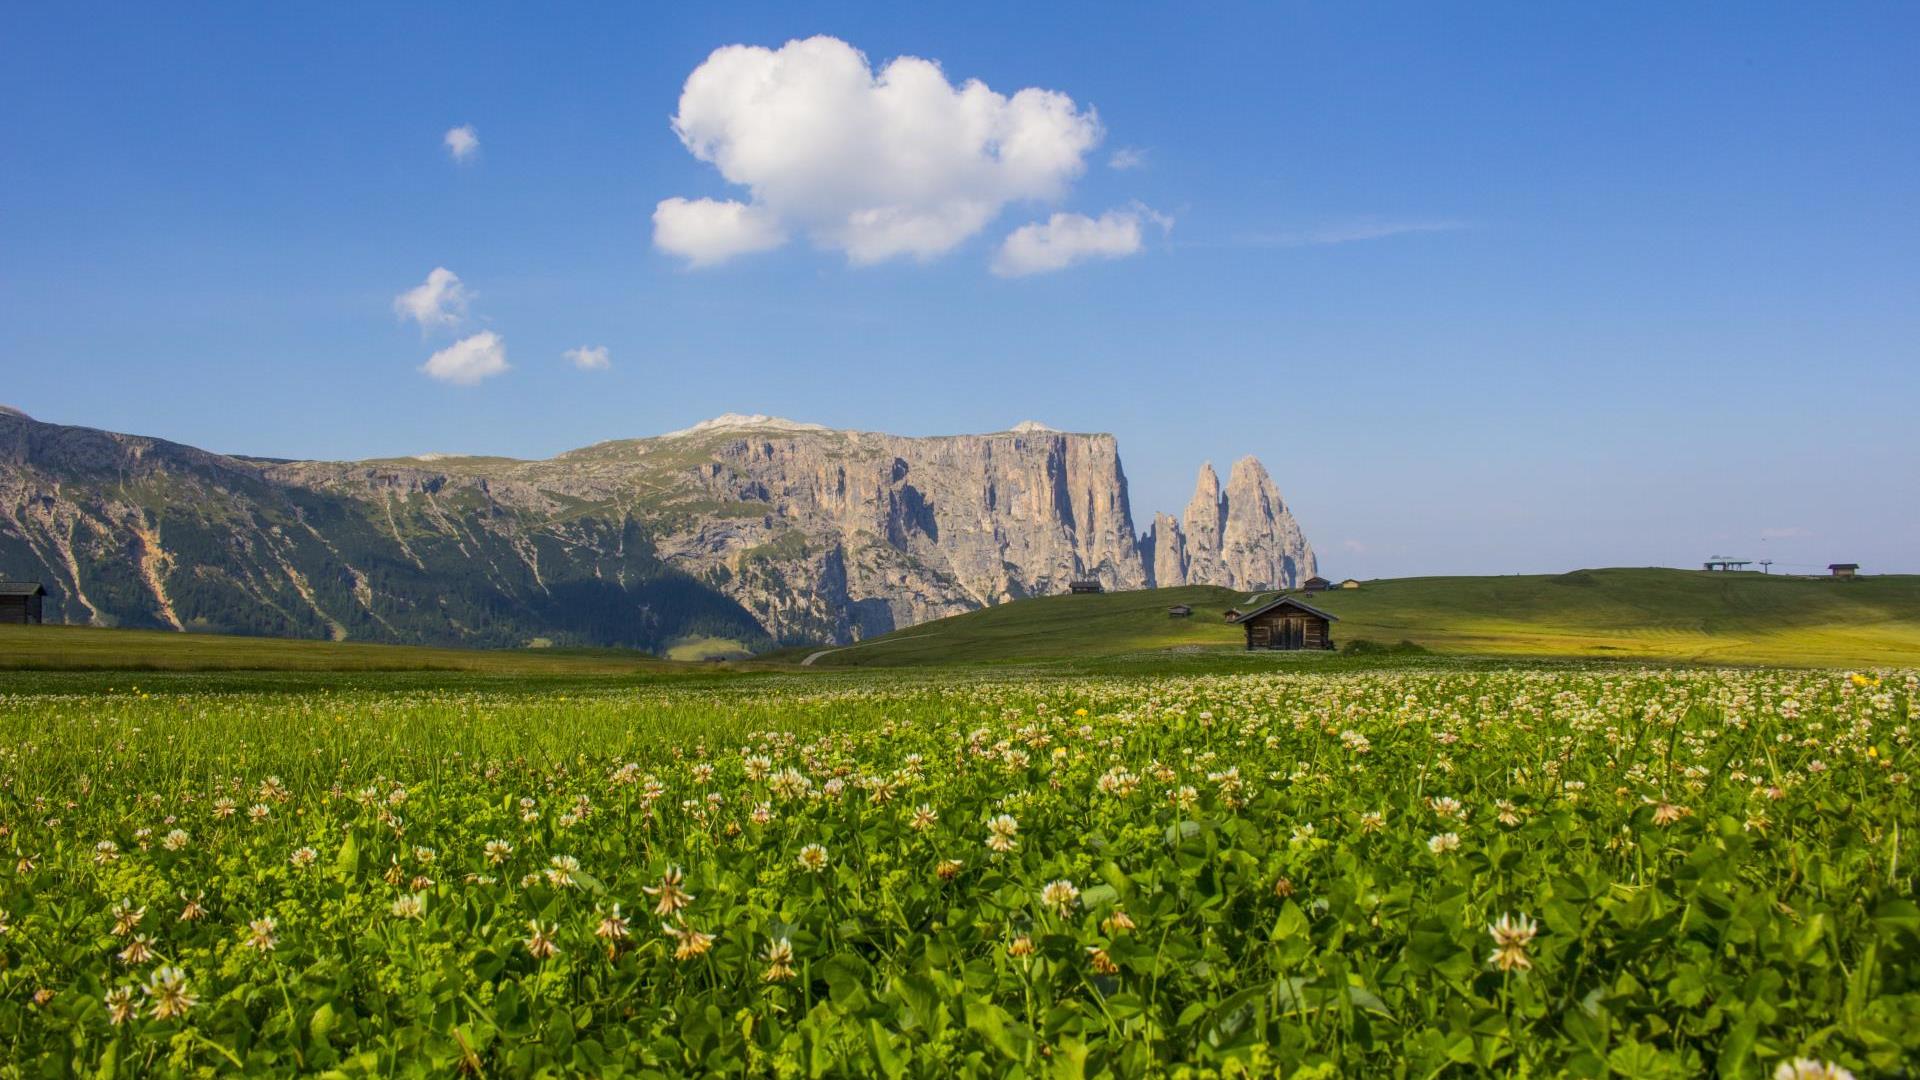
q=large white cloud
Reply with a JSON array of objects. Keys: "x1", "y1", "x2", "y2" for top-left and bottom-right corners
[
  {"x1": 421, "y1": 331, "x2": 508, "y2": 385},
  {"x1": 992, "y1": 207, "x2": 1167, "y2": 277},
  {"x1": 394, "y1": 267, "x2": 470, "y2": 329},
  {"x1": 656, "y1": 36, "x2": 1103, "y2": 267}
]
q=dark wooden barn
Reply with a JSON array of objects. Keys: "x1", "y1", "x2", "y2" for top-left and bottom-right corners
[
  {"x1": 1068, "y1": 579, "x2": 1103, "y2": 595},
  {"x1": 1301, "y1": 575, "x2": 1332, "y2": 593},
  {"x1": 1828, "y1": 563, "x2": 1859, "y2": 580},
  {"x1": 0, "y1": 582, "x2": 46, "y2": 625},
  {"x1": 1167, "y1": 604, "x2": 1192, "y2": 618},
  {"x1": 1232, "y1": 595, "x2": 1338, "y2": 651}
]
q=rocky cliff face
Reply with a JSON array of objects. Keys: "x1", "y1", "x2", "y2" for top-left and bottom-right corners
[
  {"x1": 0, "y1": 409, "x2": 1315, "y2": 648},
  {"x1": 1220, "y1": 456, "x2": 1316, "y2": 590},
  {"x1": 1153, "y1": 457, "x2": 1317, "y2": 591}
]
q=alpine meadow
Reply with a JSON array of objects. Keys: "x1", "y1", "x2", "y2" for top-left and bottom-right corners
[
  {"x1": 2, "y1": 666, "x2": 1915, "y2": 1077},
  {"x1": 5, "y1": 4, "x2": 1919, "y2": 1079}
]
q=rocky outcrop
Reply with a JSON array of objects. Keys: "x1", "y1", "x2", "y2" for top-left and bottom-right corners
[
  {"x1": 1220, "y1": 456, "x2": 1316, "y2": 590},
  {"x1": 0, "y1": 410, "x2": 1316, "y2": 648},
  {"x1": 1181, "y1": 463, "x2": 1228, "y2": 587},
  {"x1": 1153, "y1": 458, "x2": 1316, "y2": 592},
  {"x1": 1146, "y1": 511, "x2": 1189, "y2": 588}
]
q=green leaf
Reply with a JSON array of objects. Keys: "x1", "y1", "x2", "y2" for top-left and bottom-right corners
[{"x1": 964, "y1": 1000, "x2": 1021, "y2": 1060}]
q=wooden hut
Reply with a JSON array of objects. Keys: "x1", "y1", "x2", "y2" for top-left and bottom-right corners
[
  {"x1": 1828, "y1": 563, "x2": 1859, "y2": 580},
  {"x1": 1301, "y1": 575, "x2": 1332, "y2": 593},
  {"x1": 1167, "y1": 604, "x2": 1192, "y2": 618},
  {"x1": 0, "y1": 582, "x2": 46, "y2": 625},
  {"x1": 1339, "y1": 578, "x2": 1361, "y2": 590},
  {"x1": 1231, "y1": 595, "x2": 1338, "y2": 651},
  {"x1": 1068, "y1": 579, "x2": 1103, "y2": 595}
]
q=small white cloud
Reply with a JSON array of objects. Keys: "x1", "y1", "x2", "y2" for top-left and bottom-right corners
[
  {"x1": 656, "y1": 36, "x2": 1104, "y2": 267},
  {"x1": 992, "y1": 205, "x2": 1170, "y2": 277},
  {"x1": 1108, "y1": 146, "x2": 1147, "y2": 170},
  {"x1": 564, "y1": 345, "x2": 611, "y2": 371},
  {"x1": 393, "y1": 267, "x2": 471, "y2": 329},
  {"x1": 653, "y1": 197, "x2": 789, "y2": 267},
  {"x1": 444, "y1": 124, "x2": 479, "y2": 162},
  {"x1": 422, "y1": 331, "x2": 508, "y2": 385}
]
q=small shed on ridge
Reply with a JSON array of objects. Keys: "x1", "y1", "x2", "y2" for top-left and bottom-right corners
[{"x1": 0, "y1": 582, "x2": 46, "y2": 625}]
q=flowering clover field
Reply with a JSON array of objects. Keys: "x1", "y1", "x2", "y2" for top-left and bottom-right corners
[{"x1": 2, "y1": 668, "x2": 1916, "y2": 1077}]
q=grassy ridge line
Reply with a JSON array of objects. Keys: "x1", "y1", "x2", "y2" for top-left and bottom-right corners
[
  {"x1": 0, "y1": 623, "x2": 677, "y2": 674},
  {"x1": 6, "y1": 567, "x2": 1917, "y2": 674},
  {"x1": 808, "y1": 568, "x2": 1920, "y2": 668}
]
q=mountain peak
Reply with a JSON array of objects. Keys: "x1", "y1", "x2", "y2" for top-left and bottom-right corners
[
  {"x1": 1008, "y1": 420, "x2": 1057, "y2": 433},
  {"x1": 660, "y1": 413, "x2": 830, "y2": 438}
]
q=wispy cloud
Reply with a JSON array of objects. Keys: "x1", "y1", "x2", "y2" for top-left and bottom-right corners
[
  {"x1": 1236, "y1": 218, "x2": 1469, "y2": 248},
  {"x1": 1108, "y1": 146, "x2": 1147, "y2": 171},
  {"x1": 564, "y1": 345, "x2": 611, "y2": 371}
]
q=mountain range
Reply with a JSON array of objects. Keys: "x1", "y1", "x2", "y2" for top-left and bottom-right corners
[{"x1": 0, "y1": 407, "x2": 1315, "y2": 651}]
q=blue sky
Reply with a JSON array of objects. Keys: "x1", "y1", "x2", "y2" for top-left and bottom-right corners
[{"x1": 3, "y1": 3, "x2": 1916, "y2": 577}]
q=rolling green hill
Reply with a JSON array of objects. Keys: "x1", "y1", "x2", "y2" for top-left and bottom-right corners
[
  {"x1": 797, "y1": 568, "x2": 1920, "y2": 668},
  {"x1": 8, "y1": 568, "x2": 1916, "y2": 675}
]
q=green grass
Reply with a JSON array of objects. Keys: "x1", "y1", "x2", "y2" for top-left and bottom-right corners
[
  {"x1": 8, "y1": 568, "x2": 1917, "y2": 676},
  {"x1": 0, "y1": 623, "x2": 681, "y2": 675},
  {"x1": 662, "y1": 635, "x2": 754, "y2": 661},
  {"x1": 2, "y1": 665, "x2": 1914, "y2": 1074},
  {"x1": 802, "y1": 568, "x2": 1920, "y2": 669}
]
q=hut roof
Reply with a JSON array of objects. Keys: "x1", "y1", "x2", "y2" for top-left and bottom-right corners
[
  {"x1": 1231, "y1": 594, "x2": 1340, "y2": 624},
  {"x1": 0, "y1": 582, "x2": 46, "y2": 597},
  {"x1": 1829, "y1": 563, "x2": 1859, "y2": 571}
]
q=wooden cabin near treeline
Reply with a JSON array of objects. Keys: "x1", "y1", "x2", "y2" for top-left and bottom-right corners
[
  {"x1": 0, "y1": 582, "x2": 46, "y2": 625},
  {"x1": 1068, "y1": 579, "x2": 1104, "y2": 595},
  {"x1": 1301, "y1": 575, "x2": 1332, "y2": 593},
  {"x1": 1232, "y1": 595, "x2": 1338, "y2": 651},
  {"x1": 1167, "y1": 604, "x2": 1192, "y2": 618}
]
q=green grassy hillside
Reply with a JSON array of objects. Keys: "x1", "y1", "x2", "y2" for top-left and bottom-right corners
[
  {"x1": 0, "y1": 623, "x2": 680, "y2": 674},
  {"x1": 800, "y1": 568, "x2": 1920, "y2": 668}
]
